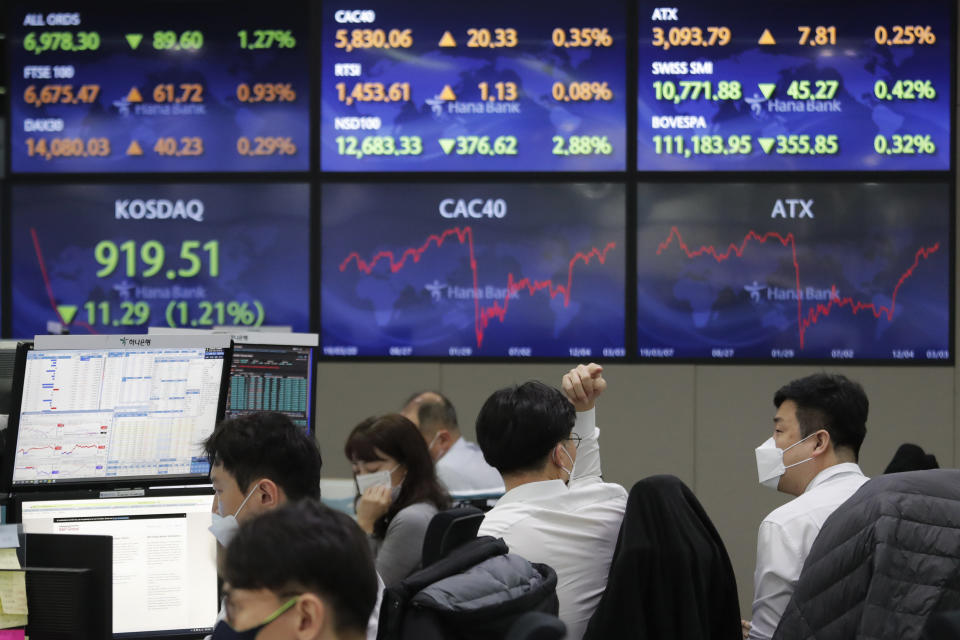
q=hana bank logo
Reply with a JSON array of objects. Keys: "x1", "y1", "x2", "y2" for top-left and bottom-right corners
[
  {"x1": 425, "y1": 280, "x2": 447, "y2": 301},
  {"x1": 744, "y1": 281, "x2": 766, "y2": 303}
]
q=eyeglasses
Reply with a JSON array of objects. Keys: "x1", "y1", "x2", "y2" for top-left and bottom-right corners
[{"x1": 565, "y1": 433, "x2": 582, "y2": 449}]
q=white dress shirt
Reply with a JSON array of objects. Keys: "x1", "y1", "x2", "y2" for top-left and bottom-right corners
[
  {"x1": 477, "y1": 409, "x2": 628, "y2": 640},
  {"x1": 748, "y1": 462, "x2": 869, "y2": 640},
  {"x1": 437, "y1": 436, "x2": 505, "y2": 497}
]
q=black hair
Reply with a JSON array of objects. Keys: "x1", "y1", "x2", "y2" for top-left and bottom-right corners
[
  {"x1": 773, "y1": 373, "x2": 868, "y2": 460},
  {"x1": 203, "y1": 412, "x2": 322, "y2": 500},
  {"x1": 223, "y1": 500, "x2": 377, "y2": 633},
  {"x1": 475, "y1": 381, "x2": 575, "y2": 474},
  {"x1": 344, "y1": 414, "x2": 450, "y2": 538}
]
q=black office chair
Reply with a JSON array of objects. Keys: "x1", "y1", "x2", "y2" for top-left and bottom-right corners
[
  {"x1": 421, "y1": 505, "x2": 485, "y2": 567},
  {"x1": 505, "y1": 612, "x2": 567, "y2": 640}
]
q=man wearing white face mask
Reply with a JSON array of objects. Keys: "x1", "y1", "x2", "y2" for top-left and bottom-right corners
[
  {"x1": 203, "y1": 412, "x2": 385, "y2": 640},
  {"x1": 400, "y1": 391, "x2": 504, "y2": 497},
  {"x1": 745, "y1": 373, "x2": 869, "y2": 640},
  {"x1": 475, "y1": 364, "x2": 628, "y2": 640}
]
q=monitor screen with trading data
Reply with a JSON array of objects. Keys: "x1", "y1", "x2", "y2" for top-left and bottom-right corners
[
  {"x1": 8, "y1": 334, "x2": 230, "y2": 487},
  {"x1": 224, "y1": 333, "x2": 317, "y2": 432},
  {"x1": 17, "y1": 491, "x2": 218, "y2": 638}
]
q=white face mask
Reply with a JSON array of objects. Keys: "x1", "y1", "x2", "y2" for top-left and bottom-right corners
[
  {"x1": 558, "y1": 445, "x2": 576, "y2": 485},
  {"x1": 208, "y1": 482, "x2": 260, "y2": 547},
  {"x1": 755, "y1": 433, "x2": 817, "y2": 490},
  {"x1": 426, "y1": 433, "x2": 442, "y2": 461},
  {"x1": 355, "y1": 466, "x2": 398, "y2": 495}
]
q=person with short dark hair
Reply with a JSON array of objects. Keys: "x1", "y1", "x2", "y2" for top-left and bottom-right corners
[
  {"x1": 745, "y1": 373, "x2": 870, "y2": 640},
  {"x1": 215, "y1": 500, "x2": 378, "y2": 640},
  {"x1": 203, "y1": 413, "x2": 383, "y2": 640},
  {"x1": 345, "y1": 414, "x2": 451, "y2": 587},
  {"x1": 475, "y1": 364, "x2": 627, "y2": 640},
  {"x1": 400, "y1": 390, "x2": 504, "y2": 496},
  {"x1": 205, "y1": 412, "x2": 322, "y2": 548}
]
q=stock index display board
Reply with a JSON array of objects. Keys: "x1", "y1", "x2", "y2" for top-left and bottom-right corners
[
  {"x1": 637, "y1": 183, "x2": 951, "y2": 362},
  {"x1": 10, "y1": 184, "x2": 310, "y2": 336},
  {"x1": 8, "y1": 2, "x2": 310, "y2": 173},
  {"x1": 638, "y1": 0, "x2": 953, "y2": 171},
  {"x1": 321, "y1": 183, "x2": 626, "y2": 358},
  {"x1": 320, "y1": 1, "x2": 627, "y2": 171}
]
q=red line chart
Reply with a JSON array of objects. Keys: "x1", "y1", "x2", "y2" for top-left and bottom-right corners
[
  {"x1": 656, "y1": 226, "x2": 940, "y2": 350},
  {"x1": 30, "y1": 227, "x2": 100, "y2": 334},
  {"x1": 339, "y1": 226, "x2": 617, "y2": 349}
]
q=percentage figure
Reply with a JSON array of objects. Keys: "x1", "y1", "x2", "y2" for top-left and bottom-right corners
[
  {"x1": 873, "y1": 134, "x2": 937, "y2": 155},
  {"x1": 236, "y1": 136, "x2": 298, "y2": 156},
  {"x1": 551, "y1": 81, "x2": 613, "y2": 102},
  {"x1": 236, "y1": 82, "x2": 297, "y2": 103},
  {"x1": 874, "y1": 25, "x2": 937, "y2": 45},
  {"x1": 551, "y1": 27, "x2": 613, "y2": 47},
  {"x1": 237, "y1": 29, "x2": 297, "y2": 49},
  {"x1": 873, "y1": 79, "x2": 937, "y2": 100}
]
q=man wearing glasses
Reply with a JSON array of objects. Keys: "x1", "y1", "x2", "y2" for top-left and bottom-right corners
[
  {"x1": 475, "y1": 363, "x2": 628, "y2": 640},
  {"x1": 214, "y1": 500, "x2": 377, "y2": 640}
]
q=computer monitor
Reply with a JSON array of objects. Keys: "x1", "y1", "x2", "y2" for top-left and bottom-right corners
[
  {"x1": 223, "y1": 332, "x2": 318, "y2": 433},
  {"x1": 148, "y1": 329, "x2": 318, "y2": 433},
  {"x1": 4, "y1": 334, "x2": 232, "y2": 489},
  {"x1": 15, "y1": 489, "x2": 218, "y2": 639},
  {"x1": 23, "y1": 532, "x2": 113, "y2": 640}
]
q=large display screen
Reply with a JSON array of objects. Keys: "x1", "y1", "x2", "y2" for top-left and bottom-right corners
[
  {"x1": 637, "y1": 183, "x2": 951, "y2": 361},
  {"x1": 321, "y1": 1, "x2": 627, "y2": 171},
  {"x1": 12, "y1": 344, "x2": 226, "y2": 485},
  {"x1": 20, "y1": 493, "x2": 218, "y2": 638},
  {"x1": 8, "y1": 2, "x2": 309, "y2": 173},
  {"x1": 637, "y1": 0, "x2": 953, "y2": 171},
  {"x1": 322, "y1": 183, "x2": 626, "y2": 358},
  {"x1": 11, "y1": 183, "x2": 310, "y2": 336}
]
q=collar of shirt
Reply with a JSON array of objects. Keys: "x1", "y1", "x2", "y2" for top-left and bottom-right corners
[
  {"x1": 495, "y1": 479, "x2": 568, "y2": 506},
  {"x1": 804, "y1": 462, "x2": 866, "y2": 494},
  {"x1": 441, "y1": 436, "x2": 467, "y2": 460}
]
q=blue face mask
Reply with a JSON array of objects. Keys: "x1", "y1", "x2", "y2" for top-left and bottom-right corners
[{"x1": 211, "y1": 596, "x2": 298, "y2": 640}]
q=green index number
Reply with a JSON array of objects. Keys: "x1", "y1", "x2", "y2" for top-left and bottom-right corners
[
  {"x1": 785, "y1": 80, "x2": 839, "y2": 100},
  {"x1": 94, "y1": 240, "x2": 219, "y2": 279}
]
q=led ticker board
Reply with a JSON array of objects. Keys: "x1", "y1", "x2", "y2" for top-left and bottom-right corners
[
  {"x1": 321, "y1": 2, "x2": 627, "y2": 172},
  {"x1": 638, "y1": 0, "x2": 953, "y2": 171},
  {"x1": 9, "y1": 2, "x2": 309, "y2": 173},
  {"x1": 322, "y1": 183, "x2": 626, "y2": 358},
  {"x1": 637, "y1": 183, "x2": 951, "y2": 362},
  {"x1": 11, "y1": 183, "x2": 310, "y2": 336}
]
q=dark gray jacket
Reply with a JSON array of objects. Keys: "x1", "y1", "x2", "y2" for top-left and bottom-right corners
[{"x1": 773, "y1": 469, "x2": 960, "y2": 640}]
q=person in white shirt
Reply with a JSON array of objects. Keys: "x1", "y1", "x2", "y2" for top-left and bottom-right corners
[
  {"x1": 745, "y1": 373, "x2": 870, "y2": 640},
  {"x1": 401, "y1": 391, "x2": 505, "y2": 497},
  {"x1": 475, "y1": 364, "x2": 628, "y2": 640}
]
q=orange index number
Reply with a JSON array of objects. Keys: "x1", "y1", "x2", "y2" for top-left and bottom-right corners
[
  {"x1": 652, "y1": 26, "x2": 730, "y2": 50},
  {"x1": 798, "y1": 25, "x2": 836, "y2": 46},
  {"x1": 152, "y1": 83, "x2": 204, "y2": 103},
  {"x1": 466, "y1": 28, "x2": 518, "y2": 48},
  {"x1": 153, "y1": 137, "x2": 204, "y2": 156}
]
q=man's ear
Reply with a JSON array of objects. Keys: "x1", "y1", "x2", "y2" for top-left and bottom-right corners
[
  {"x1": 811, "y1": 430, "x2": 831, "y2": 456},
  {"x1": 257, "y1": 478, "x2": 282, "y2": 508},
  {"x1": 294, "y1": 593, "x2": 327, "y2": 638}
]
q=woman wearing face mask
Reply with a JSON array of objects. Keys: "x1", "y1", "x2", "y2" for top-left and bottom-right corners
[{"x1": 345, "y1": 413, "x2": 451, "y2": 587}]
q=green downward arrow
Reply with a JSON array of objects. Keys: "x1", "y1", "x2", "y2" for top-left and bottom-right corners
[
  {"x1": 438, "y1": 138, "x2": 456, "y2": 154},
  {"x1": 57, "y1": 305, "x2": 78, "y2": 324},
  {"x1": 758, "y1": 83, "x2": 777, "y2": 100},
  {"x1": 758, "y1": 137, "x2": 776, "y2": 154},
  {"x1": 126, "y1": 33, "x2": 143, "y2": 50}
]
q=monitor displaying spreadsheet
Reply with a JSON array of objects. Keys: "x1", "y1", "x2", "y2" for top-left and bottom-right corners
[{"x1": 10, "y1": 336, "x2": 229, "y2": 486}]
